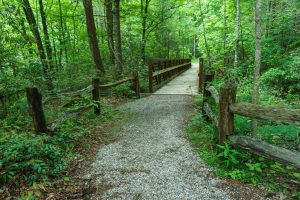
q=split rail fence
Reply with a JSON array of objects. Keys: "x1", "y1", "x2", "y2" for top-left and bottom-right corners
[
  {"x1": 198, "y1": 58, "x2": 300, "y2": 170},
  {"x1": 24, "y1": 71, "x2": 140, "y2": 133}
]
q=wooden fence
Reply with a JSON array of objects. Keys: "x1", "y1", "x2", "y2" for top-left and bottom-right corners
[
  {"x1": 148, "y1": 58, "x2": 191, "y2": 93},
  {"x1": 198, "y1": 58, "x2": 300, "y2": 170},
  {"x1": 25, "y1": 71, "x2": 140, "y2": 133}
]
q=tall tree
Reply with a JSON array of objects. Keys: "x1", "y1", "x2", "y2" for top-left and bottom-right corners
[
  {"x1": 39, "y1": 0, "x2": 53, "y2": 69},
  {"x1": 113, "y1": 0, "x2": 123, "y2": 75},
  {"x1": 233, "y1": 0, "x2": 240, "y2": 67},
  {"x1": 140, "y1": 0, "x2": 151, "y2": 64},
  {"x1": 22, "y1": 0, "x2": 52, "y2": 89},
  {"x1": 82, "y1": 0, "x2": 105, "y2": 74},
  {"x1": 199, "y1": 0, "x2": 211, "y2": 67},
  {"x1": 58, "y1": 0, "x2": 68, "y2": 66},
  {"x1": 223, "y1": 0, "x2": 227, "y2": 68},
  {"x1": 252, "y1": 0, "x2": 262, "y2": 136},
  {"x1": 104, "y1": 0, "x2": 115, "y2": 66}
]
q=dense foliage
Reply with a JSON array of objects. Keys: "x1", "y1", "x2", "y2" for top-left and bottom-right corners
[{"x1": 0, "y1": 0, "x2": 299, "y2": 198}]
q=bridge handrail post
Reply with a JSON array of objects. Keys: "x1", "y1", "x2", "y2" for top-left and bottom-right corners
[{"x1": 148, "y1": 61, "x2": 154, "y2": 93}]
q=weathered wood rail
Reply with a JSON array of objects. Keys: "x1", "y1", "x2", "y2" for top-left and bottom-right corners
[
  {"x1": 25, "y1": 71, "x2": 140, "y2": 133},
  {"x1": 198, "y1": 58, "x2": 300, "y2": 170},
  {"x1": 148, "y1": 58, "x2": 191, "y2": 93}
]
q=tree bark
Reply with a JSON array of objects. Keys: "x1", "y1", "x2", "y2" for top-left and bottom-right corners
[
  {"x1": 223, "y1": 0, "x2": 227, "y2": 68},
  {"x1": 22, "y1": 0, "x2": 47, "y2": 72},
  {"x1": 252, "y1": 0, "x2": 262, "y2": 136},
  {"x1": 141, "y1": 0, "x2": 151, "y2": 64},
  {"x1": 58, "y1": 0, "x2": 68, "y2": 65},
  {"x1": 113, "y1": 0, "x2": 123, "y2": 76},
  {"x1": 83, "y1": 0, "x2": 105, "y2": 74},
  {"x1": 22, "y1": 0, "x2": 52, "y2": 89},
  {"x1": 199, "y1": 0, "x2": 211, "y2": 68},
  {"x1": 104, "y1": 0, "x2": 115, "y2": 66},
  {"x1": 39, "y1": 0, "x2": 53, "y2": 69},
  {"x1": 234, "y1": 0, "x2": 240, "y2": 67}
]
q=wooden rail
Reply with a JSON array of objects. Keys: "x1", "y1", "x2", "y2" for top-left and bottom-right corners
[
  {"x1": 25, "y1": 71, "x2": 140, "y2": 133},
  {"x1": 148, "y1": 58, "x2": 191, "y2": 93},
  {"x1": 198, "y1": 58, "x2": 300, "y2": 169}
]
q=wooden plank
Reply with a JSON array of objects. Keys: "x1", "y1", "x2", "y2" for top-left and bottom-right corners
[
  {"x1": 205, "y1": 85, "x2": 219, "y2": 103},
  {"x1": 99, "y1": 77, "x2": 133, "y2": 89},
  {"x1": 229, "y1": 102, "x2": 300, "y2": 125},
  {"x1": 203, "y1": 102, "x2": 218, "y2": 126},
  {"x1": 152, "y1": 62, "x2": 191, "y2": 77},
  {"x1": 229, "y1": 135, "x2": 300, "y2": 170}
]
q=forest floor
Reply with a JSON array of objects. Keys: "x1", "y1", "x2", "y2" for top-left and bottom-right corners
[{"x1": 60, "y1": 66, "x2": 279, "y2": 200}]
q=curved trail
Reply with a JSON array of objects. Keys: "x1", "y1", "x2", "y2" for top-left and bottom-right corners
[{"x1": 85, "y1": 65, "x2": 231, "y2": 199}]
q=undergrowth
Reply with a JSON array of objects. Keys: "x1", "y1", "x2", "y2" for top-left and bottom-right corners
[
  {"x1": 0, "y1": 84, "x2": 133, "y2": 199},
  {"x1": 187, "y1": 95, "x2": 300, "y2": 199}
]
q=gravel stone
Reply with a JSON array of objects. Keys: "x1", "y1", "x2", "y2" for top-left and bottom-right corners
[{"x1": 85, "y1": 94, "x2": 231, "y2": 200}]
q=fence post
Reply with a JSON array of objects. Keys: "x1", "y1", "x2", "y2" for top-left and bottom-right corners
[
  {"x1": 26, "y1": 87, "x2": 48, "y2": 133},
  {"x1": 148, "y1": 61, "x2": 154, "y2": 93},
  {"x1": 202, "y1": 73, "x2": 214, "y2": 120},
  {"x1": 132, "y1": 70, "x2": 140, "y2": 98},
  {"x1": 218, "y1": 84, "x2": 237, "y2": 145},
  {"x1": 92, "y1": 78, "x2": 100, "y2": 115},
  {"x1": 198, "y1": 58, "x2": 205, "y2": 93}
]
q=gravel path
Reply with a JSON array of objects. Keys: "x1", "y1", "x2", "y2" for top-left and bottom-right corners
[{"x1": 85, "y1": 94, "x2": 231, "y2": 200}]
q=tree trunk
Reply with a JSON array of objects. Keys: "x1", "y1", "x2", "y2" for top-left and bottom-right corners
[
  {"x1": 199, "y1": 0, "x2": 211, "y2": 68},
  {"x1": 252, "y1": 0, "x2": 262, "y2": 136},
  {"x1": 234, "y1": 0, "x2": 240, "y2": 67},
  {"x1": 140, "y1": 0, "x2": 151, "y2": 64},
  {"x1": 22, "y1": 0, "x2": 52, "y2": 89},
  {"x1": 39, "y1": 0, "x2": 53, "y2": 70},
  {"x1": 223, "y1": 0, "x2": 227, "y2": 68},
  {"x1": 266, "y1": 0, "x2": 272, "y2": 38},
  {"x1": 83, "y1": 0, "x2": 105, "y2": 74},
  {"x1": 113, "y1": 0, "x2": 123, "y2": 76},
  {"x1": 58, "y1": 0, "x2": 63, "y2": 67},
  {"x1": 104, "y1": 0, "x2": 115, "y2": 66},
  {"x1": 58, "y1": 0, "x2": 68, "y2": 65}
]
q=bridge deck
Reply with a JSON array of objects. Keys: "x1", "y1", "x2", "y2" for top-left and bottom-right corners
[{"x1": 154, "y1": 63, "x2": 198, "y2": 95}]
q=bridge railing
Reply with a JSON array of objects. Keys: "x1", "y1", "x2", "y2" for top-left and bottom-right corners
[
  {"x1": 148, "y1": 58, "x2": 191, "y2": 93},
  {"x1": 198, "y1": 58, "x2": 300, "y2": 170}
]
